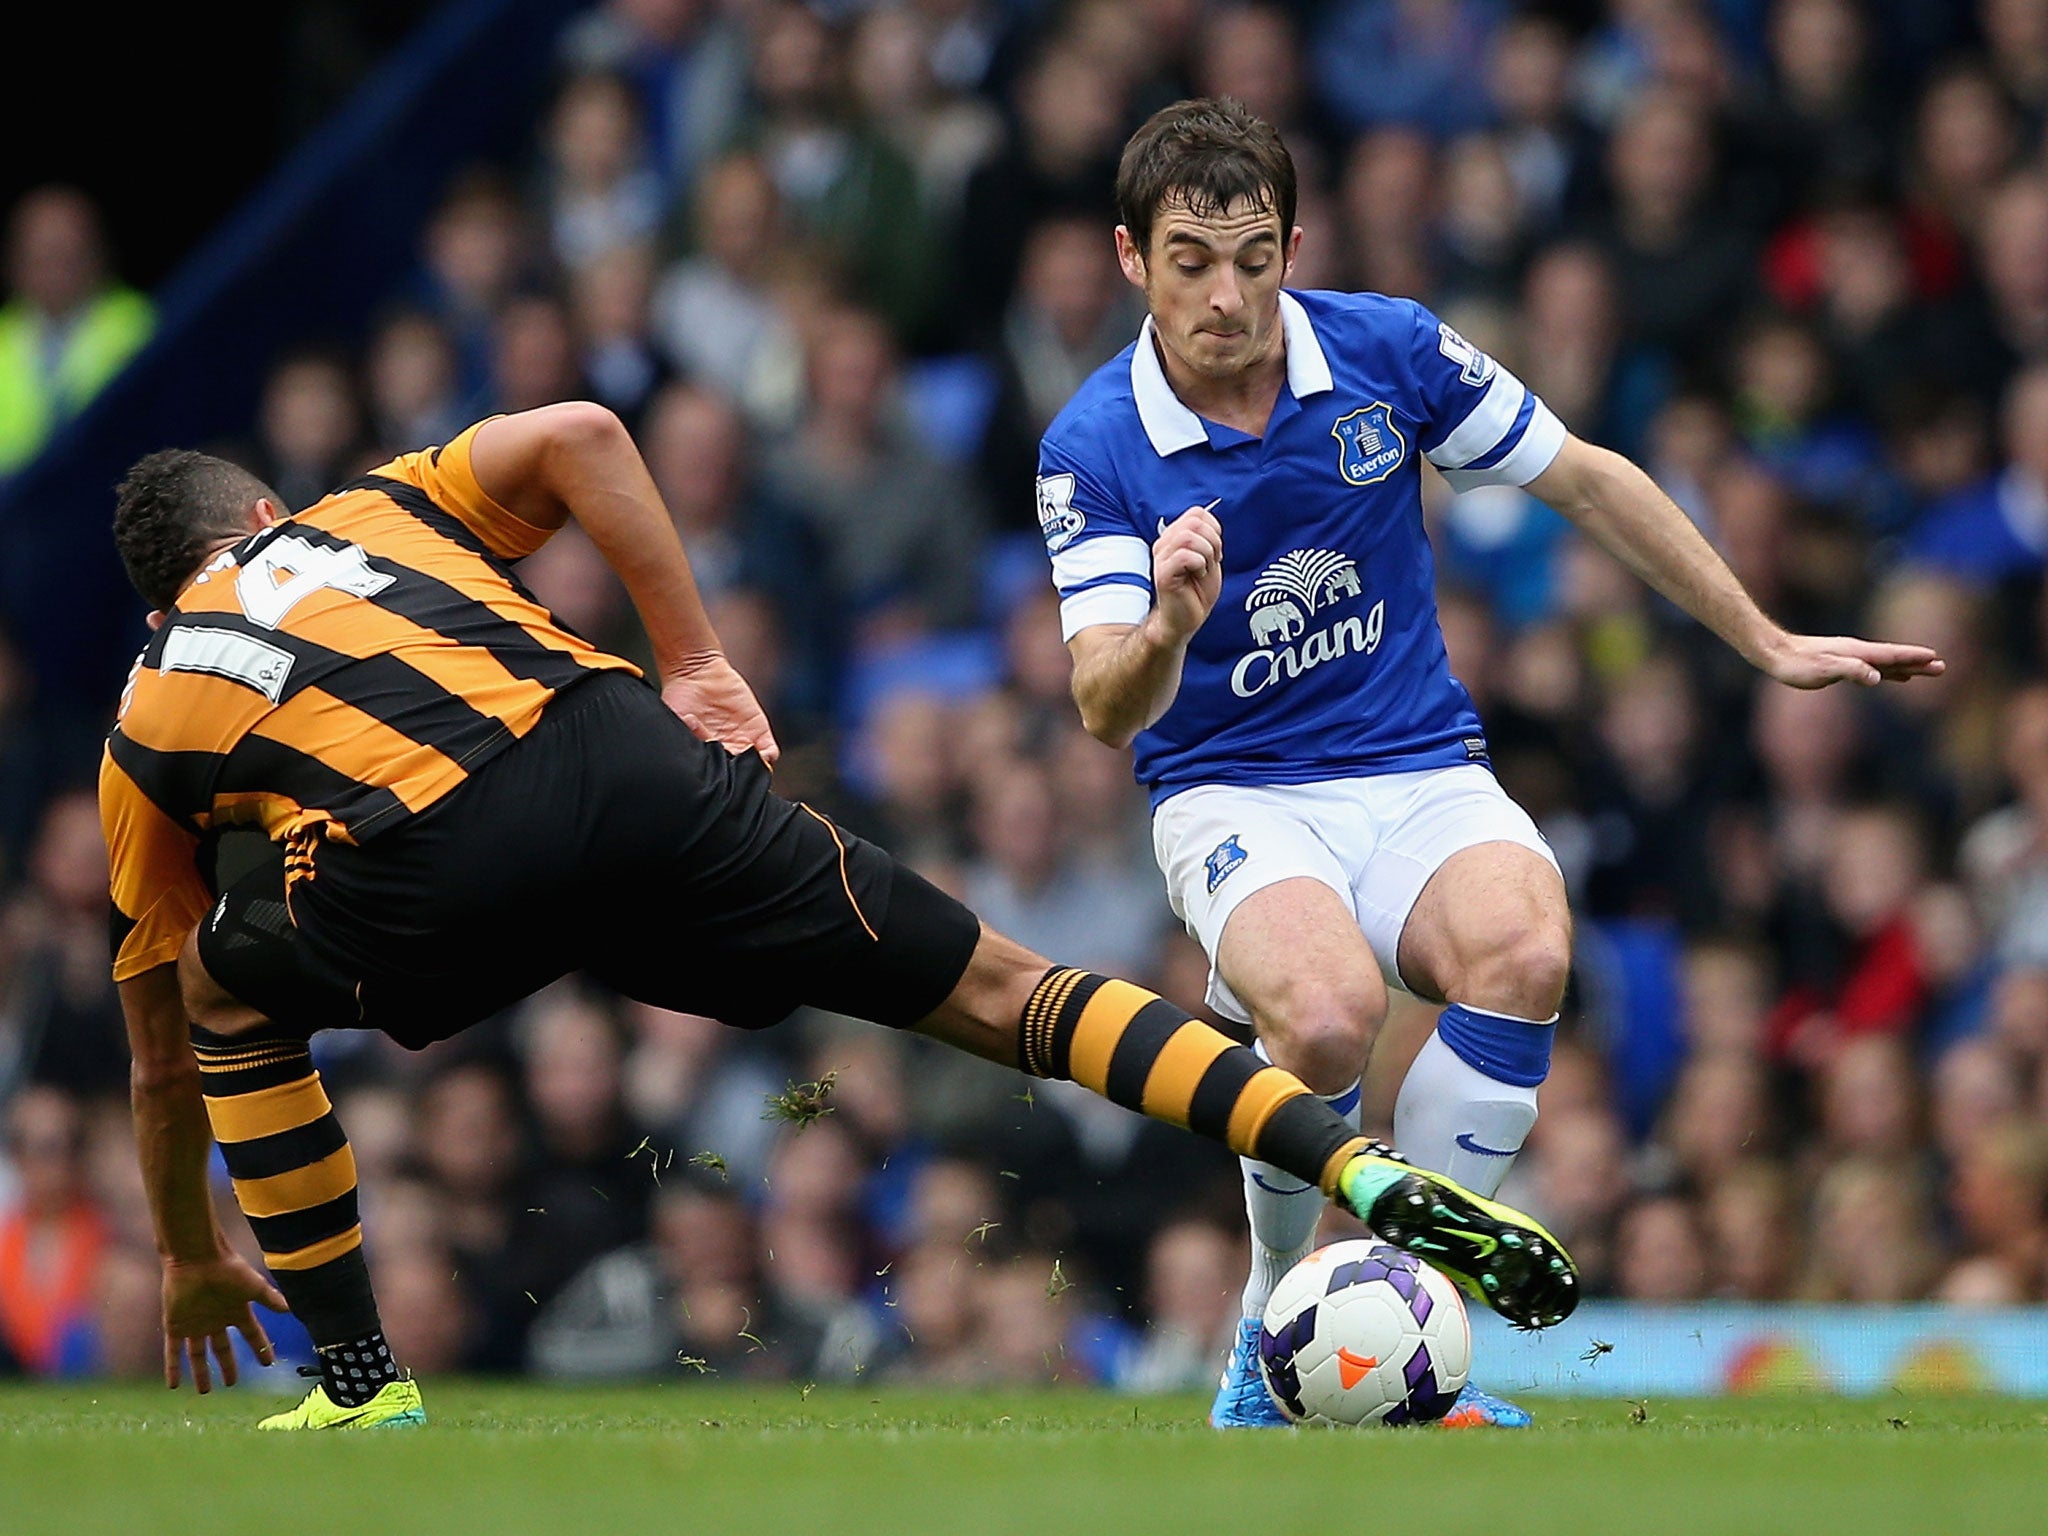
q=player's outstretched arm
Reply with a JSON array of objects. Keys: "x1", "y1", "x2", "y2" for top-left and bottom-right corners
[
  {"x1": 1528, "y1": 435, "x2": 1944, "y2": 689},
  {"x1": 468, "y1": 403, "x2": 779, "y2": 763},
  {"x1": 119, "y1": 965, "x2": 285, "y2": 1391},
  {"x1": 1067, "y1": 504, "x2": 1223, "y2": 747}
]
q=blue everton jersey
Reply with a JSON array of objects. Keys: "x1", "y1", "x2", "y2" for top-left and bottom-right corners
[{"x1": 1038, "y1": 289, "x2": 1565, "y2": 804}]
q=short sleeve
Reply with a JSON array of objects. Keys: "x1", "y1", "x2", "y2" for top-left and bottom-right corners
[
  {"x1": 1408, "y1": 304, "x2": 1567, "y2": 493},
  {"x1": 100, "y1": 746, "x2": 210, "y2": 982},
  {"x1": 1038, "y1": 434, "x2": 1153, "y2": 641},
  {"x1": 373, "y1": 418, "x2": 554, "y2": 560}
]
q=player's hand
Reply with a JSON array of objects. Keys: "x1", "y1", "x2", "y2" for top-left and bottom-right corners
[
  {"x1": 1150, "y1": 503, "x2": 1224, "y2": 645},
  {"x1": 161, "y1": 1252, "x2": 285, "y2": 1393},
  {"x1": 662, "y1": 653, "x2": 781, "y2": 768},
  {"x1": 1758, "y1": 631, "x2": 1945, "y2": 689}
]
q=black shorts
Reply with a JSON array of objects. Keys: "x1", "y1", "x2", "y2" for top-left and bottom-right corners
[{"x1": 196, "y1": 673, "x2": 981, "y2": 1049}]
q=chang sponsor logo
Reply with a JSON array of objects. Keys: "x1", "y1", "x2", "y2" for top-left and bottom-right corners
[{"x1": 1232, "y1": 548, "x2": 1385, "y2": 698}]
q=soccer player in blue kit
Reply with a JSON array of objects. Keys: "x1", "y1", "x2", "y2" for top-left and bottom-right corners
[{"x1": 1039, "y1": 101, "x2": 1945, "y2": 1429}]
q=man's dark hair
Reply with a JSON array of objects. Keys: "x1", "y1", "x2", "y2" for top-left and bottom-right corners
[
  {"x1": 113, "y1": 450, "x2": 279, "y2": 610},
  {"x1": 1115, "y1": 97, "x2": 1297, "y2": 258}
]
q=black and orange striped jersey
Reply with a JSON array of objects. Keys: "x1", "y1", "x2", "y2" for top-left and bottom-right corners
[{"x1": 100, "y1": 419, "x2": 639, "y2": 981}]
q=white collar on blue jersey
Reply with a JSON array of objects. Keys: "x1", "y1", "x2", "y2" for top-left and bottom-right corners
[{"x1": 1130, "y1": 290, "x2": 1335, "y2": 456}]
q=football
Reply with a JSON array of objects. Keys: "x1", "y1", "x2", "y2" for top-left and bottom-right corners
[{"x1": 1257, "y1": 1239, "x2": 1473, "y2": 1426}]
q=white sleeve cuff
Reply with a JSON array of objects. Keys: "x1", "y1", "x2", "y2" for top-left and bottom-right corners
[
  {"x1": 1051, "y1": 535, "x2": 1150, "y2": 590},
  {"x1": 1438, "y1": 402, "x2": 1566, "y2": 493},
  {"x1": 1059, "y1": 582, "x2": 1152, "y2": 641},
  {"x1": 1425, "y1": 370, "x2": 1527, "y2": 470}
]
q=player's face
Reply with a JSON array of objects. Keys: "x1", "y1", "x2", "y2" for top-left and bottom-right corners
[{"x1": 1118, "y1": 194, "x2": 1300, "y2": 382}]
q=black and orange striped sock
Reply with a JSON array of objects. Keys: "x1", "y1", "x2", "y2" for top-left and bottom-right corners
[
  {"x1": 1018, "y1": 967, "x2": 1370, "y2": 1199},
  {"x1": 190, "y1": 1023, "x2": 396, "y2": 1404}
]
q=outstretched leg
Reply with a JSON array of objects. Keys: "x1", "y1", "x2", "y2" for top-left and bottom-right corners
[{"x1": 917, "y1": 926, "x2": 1579, "y2": 1331}]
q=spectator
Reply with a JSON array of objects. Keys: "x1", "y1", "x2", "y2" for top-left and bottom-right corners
[
  {"x1": 1769, "y1": 801, "x2": 1939, "y2": 1065},
  {"x1": 979, "y1": 210, "x2": 1144, "y2": 533},
  {"x1": 363, "y1": 307, "x2": 467, "y2": 453},
  {"x1": 961, "y1": 760, "x2": 1162, "y2": 979},
  {"x1": 1750, "y1": 0, "x2": 1892, "y2": 220},
  {"x1": 848, "y1": 6, "x2": 1003, "y2": 237},
  {"x1": 1985, "y1": 0, "x2": 2048, "y2": 125},
  {"x1": 0, "y1": 1089, "x2": 112, "y2": 1375},
  {"x1": 1118, "y1": 1217, "x2": 1243, "y2": 1391},
  {"x1": 557, "y1": 0, "x2": 749, "y2": 200},
  {"x1": 414, "y1": 171, "x2": 533, "y2": 404},
  {"x1": 569, "y1": 242, "x2": 669, "y2": 425},
  {"x1": 1959, "y1": 682, "x2": 2048, "y2": 962},
  {"x1": 738, "y1": 3, "x2": 939, "y2": 345},
  {"x1": 651, "y1": 151, "x2": 805, "y2": 429},
  {"x1": 538, "y1": 71, "x2": 665, "y2": 274},
  {"x1": 486, "y1": 291, "x2": 587, "y2": 416},
  {"x1": 1487, "y1": 13, "x2": 1602, "y2": 231},
  {"x1": 761, "y1": 305, "x2": 987, "y2": 637},
  {"x1": 1907, "y1": 363, "x2": 2048, "y2": 584},
  {"x1": 1193, "y1": 6, "x2": 1319, "y2": 183},
  {"x1": 1, "y1": 791, "x2": 129, "y2": 1100},
  {"x1": 1704, "y1": 1160, "x2": 1801, "y2": 1301},
  {"x1": 1726, "y1": 311, "x2": 1885, "y2": 523},
  {"x1": 1591, "y1": 88, "x2": 1758, "y2": 364},
  {"x1": 956, "y1": 43, "x2": 1126, "y2": 322},
  {"x1": 509, "y1": 987, "x2": 653, "y2": 1309},
  {"x1": 0, "y1": 187, "x2": 153, "y2": 476},
  {"x1": 1613, "y1": 1194, "x2": 1709, "y2": 1301},
  {"x1": 1801, "y1": 1155, "x2": 1942, "y2": 1301},
  {"x1": 1336, "y1": 127, "x2": 1437, "y2": 301},
  {"x1": 238, "y1": 350, "x2": 370, "y2": 511},
  {"x1": 1312, "y1": 0, "x2": 1499, "y2": 137}
]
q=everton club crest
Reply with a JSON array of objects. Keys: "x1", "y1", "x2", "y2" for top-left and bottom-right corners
[{"x1": 1332, "y1": 403, "x2": 1408, "y2": 487}]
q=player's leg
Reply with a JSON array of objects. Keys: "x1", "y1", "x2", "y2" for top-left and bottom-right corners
[
  {"x1": 177, "y1": 919, "x2": 422, "y2": 1429},
  {"x1": 1386, "y1": 851, "x2": 1570, "y2": 1198},
  {"x1": 1147, "y1": 789, "x2": 1387, "y2": 1421},
  {"x1": 1212, "y1": 881, "x2": 1384, "y2": 1302},
  {"x1": 1355, "y1": 768, "x2": 1572, "y2": 1428},
  {"x1": 1194, "y1": 879, "x2": 1386, "y2": 1424},
  {"x1": 913, "y1": 923, "x2": 1576, "y2": 1332}
]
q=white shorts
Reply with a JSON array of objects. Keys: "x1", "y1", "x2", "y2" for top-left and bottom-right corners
[{"x1": 1150, "y1": 765, "x2": 1558, "y2": 1025}]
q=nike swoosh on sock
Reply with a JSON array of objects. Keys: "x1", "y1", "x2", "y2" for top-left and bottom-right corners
[{"x1": 1454, "y1": 1132, "x2": 1517, "y2": 1157}]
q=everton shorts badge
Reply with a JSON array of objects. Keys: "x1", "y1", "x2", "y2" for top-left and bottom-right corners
[{"x1": 1205, "y1": 835, "x2": 1249, "y2": 894}]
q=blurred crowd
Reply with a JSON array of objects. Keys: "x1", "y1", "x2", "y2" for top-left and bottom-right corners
[{"x1": 7, "y1": 0, "x2": 2048, "y2": 1388}]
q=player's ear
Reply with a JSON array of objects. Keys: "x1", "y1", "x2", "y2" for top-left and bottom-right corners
[
  {"x1": 251, "y1": 497, "x2": 282, "y2": 530},
  {"x1": 146, "y1": 610, "x2": 166, "y2": 632},
  {"x1": 1114, "y1": 225, "x2": 1148, "y2": 288},
  {"x1": 1284, "y1": 226, "x2": 1303, "y2": 278}
]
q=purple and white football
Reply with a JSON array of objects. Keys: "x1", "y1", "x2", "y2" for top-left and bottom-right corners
[{"x1": 1257, "y1": 1239, "x2": 1472, "y2": 1426}]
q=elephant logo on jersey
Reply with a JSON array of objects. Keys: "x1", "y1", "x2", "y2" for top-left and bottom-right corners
[
  {"x1": 1234, "y1": 548, "x2": 1385, "y2": 699},
  {"x1": 1332, "y1": 402, "x2": 1408, "y2": 486},
  {"x1": 1035, "y1": 472, "x2": 1084, "y2": 552},
  {"x1": 1204, "y1": 835, "x2": 1248, "y2": 893},
  {"x1": 1248, "y1": 548, "x2": 1362, "y2": 623}
]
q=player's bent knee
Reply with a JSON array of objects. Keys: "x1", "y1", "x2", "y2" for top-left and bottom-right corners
[
  {"x1": 1258, "y1": 981, "x2": 1377, "y2": 1094},
  {"x1": 1462, "y1": 915, "x2": 1572, "y2": 1017}
]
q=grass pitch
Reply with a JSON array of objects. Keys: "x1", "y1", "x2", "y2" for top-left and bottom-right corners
[{"x1": 2, "y1": 1384, "x2": 2041, "y2": 1536}]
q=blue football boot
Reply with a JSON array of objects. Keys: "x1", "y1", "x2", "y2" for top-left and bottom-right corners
[
  {"x1": 1439, "y1": 1382, "x2": 1533, "y2": 1428},
  {"x1": 1210, "y1": 1315, "x2": 1291, "y2": 1428}
]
